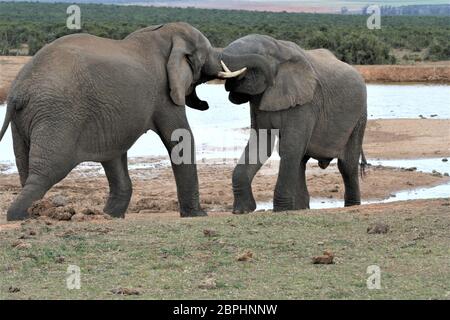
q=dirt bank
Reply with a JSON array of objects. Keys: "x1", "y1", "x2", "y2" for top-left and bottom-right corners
[
  {"x1": 365, "y1": 119, "x2": 450, "y2": 159},
  {"x1": 354, "y1": 63, "x2": 450, "y2": 83},
  {"x1": 0, "y1": 56, "x2": 31, "y2": 103}
]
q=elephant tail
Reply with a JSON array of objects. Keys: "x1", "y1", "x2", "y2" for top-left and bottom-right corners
[
  {"x1": 0, "y1": 94, "x2": 28, "y2": 143},
  {"x1": 0, "y1": 102, "x2": 13, "y2": 143},
  {"x1": 360, "y1": 149, "x2": 368, "y2": 178}
]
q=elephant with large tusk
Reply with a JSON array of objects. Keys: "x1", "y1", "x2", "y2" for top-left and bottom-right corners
[
  {"x1": 217, "y1": 34, "x2": 368, "y2": 213},
  {"x1": 0, "y1": 22, "x2": 245, "y2": 221}
]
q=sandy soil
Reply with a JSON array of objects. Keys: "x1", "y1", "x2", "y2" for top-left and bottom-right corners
[
  {"x1": 0, "y1": 56, "x2": 31, "y2": 102},
  {"x1": 0, "y1": 156, "x2": 448, "y2": 221},
  {"x1": 354, "y1": 64, "x2": 450, "y2": 83},
  {"x1": 365, "y1": 119, "x2": 450, "y2": 159}
]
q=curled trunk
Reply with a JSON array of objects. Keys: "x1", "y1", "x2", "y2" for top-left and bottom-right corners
[{"x1": 220, "y1": 52, "x2": 274, "y2": 86}]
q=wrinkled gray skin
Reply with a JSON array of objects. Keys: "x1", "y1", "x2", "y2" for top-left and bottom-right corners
[
  {"x1": 220, "y1": 35, "x2": 367, "y2": 213},
  {"x1": 0, "y1": 22, "x2": 225, "y2": 221}
]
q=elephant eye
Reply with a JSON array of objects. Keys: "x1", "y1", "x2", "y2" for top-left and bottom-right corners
[{"x1": 185, "y1": 55, "x2": 195, "y2": 71}]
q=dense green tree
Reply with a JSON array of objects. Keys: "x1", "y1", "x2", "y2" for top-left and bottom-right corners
[{"x1": 0, "y1": 2, "x2": 449, "y2": 63}]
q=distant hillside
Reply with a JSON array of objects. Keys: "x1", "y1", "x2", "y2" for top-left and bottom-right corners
[
  {"x1": 1, "y1": 2, "x2": 449, "y2": 64},
  {"x1": 380, "y1": 4, "x2": 450, "y2": 16},
  {"x1": 2, "y1": 1, "x2": 450, "y2": 15}
]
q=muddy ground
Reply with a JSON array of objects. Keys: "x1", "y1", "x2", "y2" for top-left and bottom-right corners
[{"x1": 0, "y1": 118, "x2": 449, "y2": 221}]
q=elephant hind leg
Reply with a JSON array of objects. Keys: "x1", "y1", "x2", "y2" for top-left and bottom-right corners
[
  {"x1": 11, "y1": 123, "x2": 29, "y2": 187},
  {"x1": 7, "y1": 167, "x2": 75, "y2": 221},
  {"x1": 101, "y1": 153, "x2": 132, "y2": 218},
  {"x1": 7, "y1": 135, "x2": 78, "y2": 221},
  {"x1": 338, "y1": 118, "x2": 366, "y2": 207},
  {"x1": 295, "y1": 156, "x2": 310, "y2": 209}
]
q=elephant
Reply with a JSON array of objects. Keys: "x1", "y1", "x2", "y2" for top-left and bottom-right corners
[
  {"x1": 218, "y1": 34, "x2": 368, "y2": 213},
  {"x1": 0, "y1": 22, "x2": 245, "y2": 221}
]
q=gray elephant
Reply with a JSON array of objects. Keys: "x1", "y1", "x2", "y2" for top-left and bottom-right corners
[
  {"x1": 218, "y1": 35, "x2": 367, "y2": 213},
  {"x1": 0, "y1": 22, "x2": 244, "y2": 221}
]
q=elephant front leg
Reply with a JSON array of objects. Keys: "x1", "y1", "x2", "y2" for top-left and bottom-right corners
[
  {"x1": 157, "y1": 115, "x2": 206, "y2": 218},
  {"x1": 273, "y1": 119, "x2": 315, "y2": 212},
  {"x1": 233, "y1": 129, "x2": 275, "y2": 214},
  {"x1": 170, "y1": 162, "x2": 206, "y2": 217},
  {"x1": 101, "y1": 153, "x2": 132, "y2": 218}
]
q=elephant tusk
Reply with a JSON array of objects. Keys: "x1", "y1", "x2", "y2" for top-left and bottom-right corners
[
  {"x1": 221, "y1": 60, "x2": 231, "y2": 72},
  {"x1": 218, "y1": 60, "x2": 247, "y2": 78}
]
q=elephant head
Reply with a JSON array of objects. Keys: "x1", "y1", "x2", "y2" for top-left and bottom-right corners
[
  {"x1": 217, "y1": 34, "x2": 319, "y2": 111},
  {"x1": 129, "y1": 23, "x2": 246, "y2": 111}
]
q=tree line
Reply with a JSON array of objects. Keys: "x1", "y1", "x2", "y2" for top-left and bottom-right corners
[{"x1": 1, "y1": 2, "x2": 449, "y2": 64}]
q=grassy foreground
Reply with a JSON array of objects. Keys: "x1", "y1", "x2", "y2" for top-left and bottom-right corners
[{"x1": 1, "y1": 199, "x2": 449, "y2": 300}]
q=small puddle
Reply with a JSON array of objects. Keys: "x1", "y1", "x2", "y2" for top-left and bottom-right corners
[
  {"x1": 256, "y1": 157, "x2": 450, "y2": 210},
  {"x1": 257, "y1": 182, "x2": 450, "y2": 211}
]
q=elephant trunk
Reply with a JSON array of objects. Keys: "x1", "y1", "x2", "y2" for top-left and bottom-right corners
[
  {"x1": 220, "y1": 52, "x2": 274, "y2": 86},
  {"x1": 203, "y1": 47, "x2": 224, "y2": 77}
]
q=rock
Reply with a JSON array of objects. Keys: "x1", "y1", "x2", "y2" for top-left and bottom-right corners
[
  {"x1": 312, "y1": 250, "x2": 334, "y2": 264},
  {"x1": 81, "y1": 208, "x2": 103, "y2": 216},
  {"x1": 50, "y1": 195, "x2": 68, "y2": 207},
  {"x1": 198, "y1": 278, "x2": 217, "y2": 290},
  {"x1": 12, "y1": 240, "x2": 32, "y2": 250},
  {"x1": 55, "y1": 256, "x2": 65, "y2": 264},
  {"x1": 8, "y1": 286, "x2": 20, "y2": 293},
  {"x1": 405, "y1": 167, "x2": 417, "y2": 172},
  {"x1": 203, "y1": 229, "x2": 218, "y2": 237},
  {"x1": 110, "y1": 287, "x2": 140, "y2": 296},
  {"x1": 72, "y1": 211, "x2": 111, "y2": 222},
  {"x1": 329, "y1": 186, "x2": 339, "y2": 193},
  {"x1": 367, "y1": 222, "x2": 390, "y2": 234},
  {"x1": 431, "y1": 170, "x2": 442, "y2": 177},
  {"x1": 442, "y1": 158, "x2": 448, "y2": 162},
  {"x1": 237, "y1": 251, "x2": 254, "y2": 262}
]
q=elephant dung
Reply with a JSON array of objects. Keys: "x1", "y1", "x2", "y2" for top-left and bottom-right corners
[
  {"x1": 312, "y1": 250, "x2": 335, "y2": 264},
  {"x1": 367, "y1": 222, "x2": 390, "y2": 234},
  {"x1": 27, "y1": 200, "x2": 76, "y2": 221},
  {"x1": 237, "y1": 250, "x2": 254, "y2": 262},
  {"x1": 110, "y1": 287, "x2": 141, "y2": 296}
]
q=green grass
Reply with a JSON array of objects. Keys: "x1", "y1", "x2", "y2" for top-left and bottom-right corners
[{"x1": 1, "y1": 201, "x2": 449, "y2": 299}]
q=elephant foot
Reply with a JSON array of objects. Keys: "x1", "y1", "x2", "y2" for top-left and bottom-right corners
[
  {"x1": 344, "y1": 200, "x2": 361, "y2": 207},
  {"x1": 232, "y1": 194, "x2": 256, "y2": 214},
  {"x1": 180, "y1": 208, "x2": 208, "y2": 218},
  {"x1": 103, "y1": 200, "x2": 129, "y2": 218},
  {"x1": 7, "y1": 207, "x2": 30, "y2": 221},
  {"x1": 273, "y1": 196, "x2": 309, "y2": 212}
]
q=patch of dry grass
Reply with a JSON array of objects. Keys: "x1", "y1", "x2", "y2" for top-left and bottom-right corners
[{"x1": 0, "y1": 198, "x2": 449, "y2": 300}]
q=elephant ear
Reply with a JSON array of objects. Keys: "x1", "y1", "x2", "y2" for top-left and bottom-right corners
[
  {"x1": 167, "y1": 36, "x2": 194, "y2": 106},
  {"x1": 258, "y1": 51, "x2": 318, "y2": 112}
]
